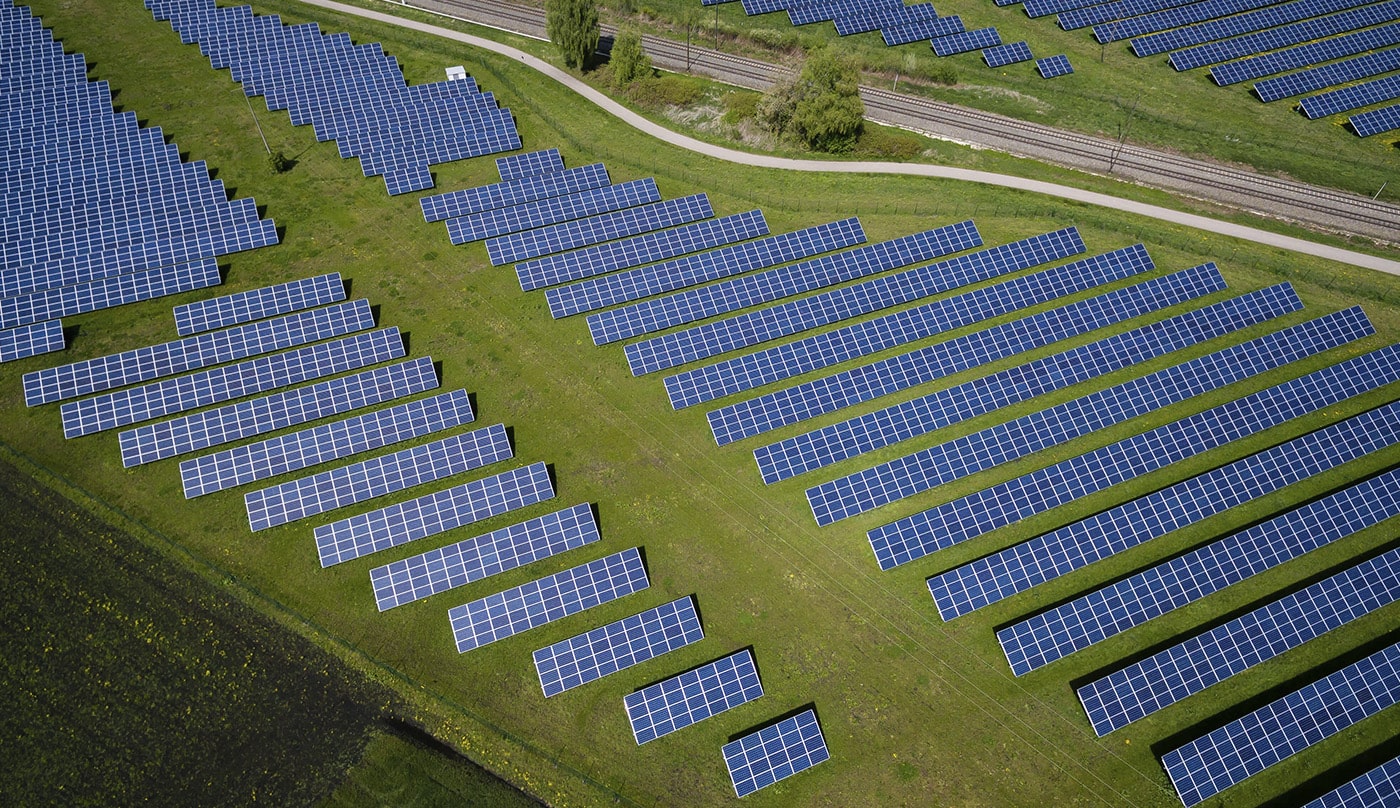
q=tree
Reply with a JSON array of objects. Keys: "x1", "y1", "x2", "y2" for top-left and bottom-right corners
[
  {"x1": 545, "y1": 0, "x2": 599, "y2": 71},
  {"x1": 756, "y1": 46, "x2": 864, "y2": 153},
  {"x1": 610, "y1": 27, "x2": 650, "y2": 88}
]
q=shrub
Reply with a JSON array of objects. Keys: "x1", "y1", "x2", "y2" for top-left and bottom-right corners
[
  {"x1": 610, "y1": 27, "x2": 650, "y2": 88},
  {"x1": 545, "y1": 0, "x2": 599, "y2": 70},
  {"x1": 722, "y1": 90, "x2": 760, "y2": 125},
  {"x1": 626, "y1": 74, "x2": 704, "y2": 109}
]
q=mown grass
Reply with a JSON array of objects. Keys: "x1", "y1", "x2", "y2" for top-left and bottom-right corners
[{"x1": 5, "y1": 0, "x2": 1400, "y2": 806}]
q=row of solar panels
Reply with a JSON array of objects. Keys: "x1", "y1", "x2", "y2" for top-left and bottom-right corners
[
  {"x1": 143, "y1": 0, "x2": 521, "y2": 193},
  {"x1": 0, "y1": 2, "x2": 279, "y2": 366}
]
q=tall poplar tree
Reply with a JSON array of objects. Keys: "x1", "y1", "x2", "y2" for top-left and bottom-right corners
[{"x1": 545, "y1": 0, "x2": 600, "y2": 71}]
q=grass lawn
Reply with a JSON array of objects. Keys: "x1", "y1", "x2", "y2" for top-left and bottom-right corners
[{"x1": 5, "y1": 0, "x2": 1400, "y2": 805}]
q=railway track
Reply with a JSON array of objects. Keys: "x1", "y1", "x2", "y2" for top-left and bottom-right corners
[{"x1": 402, "y1": 0, "x2": 1399, "y2": 243}]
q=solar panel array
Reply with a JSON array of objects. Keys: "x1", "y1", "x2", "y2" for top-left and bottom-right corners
[
  {"x1": 789, "y1": 0, "x2": 901, "y2": 26},
  {"x1": 181, "y1": 388, "x2": 474, "y2": 498},
  {"x1": 625, "y1": 649, "x2": 765, "y2": 744},
  {"x1": 1057, "y1": 0, "x2": 1195, "y2": 29},
  {"x1": 245, "y1": 422, "x2": 511, "y2": 531},
  {"x1": 487, "y1": 193, "x2": 715, "y2": 267},
  {"x1": 0, "y1": 319, "x2": 64, "y2": 364},
  {"x1": 726, "y1": 245, "x2": 1161, "y2": 449},
  {"x1": 172, "y1": 273, "x2": 345, "y2": 336},
  {"x1": 446, "y1": 179, "x2": 662, "y2": 244},
  {"x1": 663, "y1": 238, "x2": 1150, "y2": 410},
  {"x1": 1163, "y1": 640, "x2": 1400, "y2": 807},
  {"x1": 932, "y1": 27, "x2": 1002, "y2": 55},
  {"x1": 533, "y1": 596, "x2": 704, "y2": 697},
  {"x1": 834, "y1": 3, "x2": 941, "y2": 36},
  {"x1": 1079, "y1": 544, "x2": 1400, "y2": 736},
  {"x1": 723, "y1": 709, "x2": 830, "y2": 798},
  {"x1": 865, "y1": 309, "x2": 1384, "y2": 565},
  {"x1": 883, "y1": 16, "x2": 967, "y2": 47},
  {"x1": 556, "y1": 217, "x2": 867, "y2": 322},
  {"x1": 370, "y1": 503, "x2": 600, "y2": 611},
  {"x1": 496, "y1": 148, "x2": 562, "y2": 182},
  {"x1": 449, "y1": 547, "x2": 649, "y2": 652},
  {"x1": 997, "y1": 461, "x2": 1400, "y2": 676},
  {"x1": 316, "y1": 461, "x2": 555, "y2": 567},
  {"x1": 0, "y1": 258, "x2": 224, "y2": 332},
  {"x1": 1253, "y1": 48, "x2": 1400, "y2": 102},
  {"x1": 1303, "y1": 756, "x2": 1400, "y2": 808},
  {"x1": 62, "y1": 327, "x2": 406, "y2": 438},
  {"x1": 24, "y1": 298, "x2": 375, "y2": 406},
  {"x1": 1094, "y1": 0, "x2": 1281, "y2": 43},
  {"x1": 1170, "y1": 3, "x2": 1400, "y2": 71},
  {"x1": 983, "y1": 41, "x2": 1034, "y2": 67},
  {"x1": 516, "y1": 210, "x2": 769, "y2": 292},
  {"x1": 930, "y1": 396, "x2": 1400, "y2": 619},
  {"x1": 1351, "y1": 103, "x2": 1400, "y2": 136},
  {"x1": 809, "y1": 300, "x2": 1350, "y2": 527},
  {"x1": 1036, "y1": 54, "x2": 1073, "y2": 77},
  {"x1": 1129, "y1": 0, "x2": 1382, "y2": 57},
  {"x1": 1301, "y1": 74, "x2": 1400, "y2": 119},
  {"x1": 119, "y1": 356, "x2": 437, "y2": 467},
  {"x1": 1210, "y1": 21, "x2": 1400, "y2": 85},
  {"x1": 420, "y1": 163, "x2": 610, "y2": 223}
]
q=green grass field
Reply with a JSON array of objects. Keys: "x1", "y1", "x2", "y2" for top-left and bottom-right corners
[{"x1": 6, "y1": 0, "x2": 1400, "y2": 806}]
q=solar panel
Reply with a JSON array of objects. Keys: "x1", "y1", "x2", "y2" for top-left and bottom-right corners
[
  {"x1": 316, "y1": 461, "x2": 555, "y2": 567},
  {"x1": 998, "y1": 463, "x2": 1400, "y2": 676},
  {"x1": 419, "y1": 162, "x2": 610, "y2": 223},
  {"x1": 809, "y1": 300, "x2": 1351, "y2": 527},
  {"x1": 833, "y1": 3, "x2": 940, "y2": 36},
  {"x1": 932, "y1": 27, "x2": 1001, "y2": 56},
  {"x1": 1254, "y1": 48, "x2": 1400, "y2": 102},
  {"x1": 0, "y1": 319, "x2": 64, "y2": 363},
  {"x1": 0, "y1": 257, "x2": 222, "y2": 333},
  {"x1": 533, "y1": 596, "x2": 704, "y2": 697},
  {"x1": 624, "y1": 649, "x2": 765, "y2": 744},
  {"x1": 1079, "y1": 543, "x2": 1400, "y2": 736},
  {"x1": 737, "y1": 258, "x2": 1222, "y2": 457},
  {"x1": 663, "y1": 240, "x2": 1153, "y2": 411},
  {"x1": 173, "y1": 273, "x2": 345, "y2": 336},
  {"x1": 1036, "y1": 54, "x2": 1073, "y2": 77},
  {"x1": 788, "y1": 0, "x2": 902, "y2": 26},
  {"x1": 1131, "y1": 0, "x2": 1381, "y2": 57},
  {"x1": 516, "y1": 210, "x2": 769, "y2": 292},
  {"x1": 369, "y1": 503, "x2": 600, "y2": 611},
  {"x1": 448, "y1": 547, "x2": 648, "y2": 653},
  {"x1": 119, "y1": 356, "x2": 437, "y2": 467},
  {"x1": 983, "y1": 41, "x2": 1034, "y2": 67},
  {"x1": 758, "y1": 280, "x2": 1295, "y2": 484},
  {"x1": 882, "y1": 15, "x2": 966, "y2": 46},
  {"x1": 1176, "y1": 5, "x2": 1400, "y2": 70},
  {"x1": 25, "y1": 298, "x2": 375, "y2": 406},
  {"x1": 627, "y1": 222, "x2": 1072, "y2": 375},
  {"x1": 723, "y1": 709, "x2": 830, "y2": 798},
  {"x1": 181, "y1": 388, "x2": 474, "y2": 497},
  {"x1": 1353, "y1": 102, "x2": 1400, "y2": 136},
  {"x1": 865, "y1": 308, "x2": 1384, "y2": 564},
  {"x1": 1210, "y1": 21, "x2": 1400, "y2": 85},
  {"x1": 1057, "y1": 0, "x2": 1207, "y2": 31},
  {"x1": 495, "y1": 148, "x2": 562, "y2": 182},
  {"x1": 487, "y1": 193, "x2": 715, "y2": 266},
  {"x1": 62, "y1": 327, "x2": 405, "y2": 439},
  {"x1": 930, "y1": 396, "x2": 1400, "y2": 620},
  {"x1": 552, "y1": 218, "x2": 866, "y2": 322},
  {"x1": 1095, "y1": 0, "x2": 1281, "y2": 42},
  {"x1": 1302, "y1": 756, "x2": 1400, "y2": 808},
  {"x1": 246, "y1": 423, "x2": 512, "y2": 531},
  {"x1": 1163, "y1": 640, "x2": 1400, "y2": 807},
  {"x1": 445, "y1": 178, "x2": 660, "y2": 244},
  {"x1": 1301, "y1": 74, "x2": 1400, "y2": 118}
]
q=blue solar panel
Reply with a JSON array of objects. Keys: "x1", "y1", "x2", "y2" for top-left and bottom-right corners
[
  {"x1": 759, "y1": 280, "x2": 1296, "y2": 484},
  {"x1": 931, "y1": 396, "x2": 1400, "y2": 619},
  {"x1": 788, "y1": 0, "x2": 901, "y2": 26},
  {"x1": 1210, "y1": 21, "x2": 1400, "y2": 85},
  {"x1": 1132, "y1": 0, "x2": 1381, "y2": 56},
  {"x1": 516, "y1": 210, "x2": 769, "y2": 292},
  {"x1": 1079, "y1": 543, "x2": 1400, "y2": 736},
  {"x1": 445, "y1": 179, "x2": 660, "y2": 244},
  {"x1": 834, "y1": 3, "x2": 940, "y2": 36},
  {"x1": 1301, "y1": 74, "x2": 1400, "y2": 118},
  {"x1": 737, "y1": 257, "x2": 1219, "y2": 457},
  {"x1": 533, "y1": 596, "x2": 704, "y2": 697},
  {"x1": 663, "y1": 239, "x2": 1152, "y2": 411},
  {"x1": 1352, "y1": 102, "x2": 1400, "y2": 136},
  {"x1": 1026, "y1": 0, "x2": 1101, "y2": 18},
  {"x1": 743, "y1": 0, "x2": 796, "y2": 13},
  {"x1": 118, "y1": 356, "x2": 437, "y2": 467},
  {"x1": 932, "y1": 27, "x2": 1000, "y2": 55},
  {"x1": 316, "y1": 461, "x2": 555, "y2": 567},
  {"x1": 173, "y1": 273, "x2": 345, "y2": 336},
  {"x1": 810, "y1": 298, "x2": 1348, "y2": 527},
  {"x1": 0, "y1": 257, "x2": 222, "y2": 333},
  {"x1": 1177, "y1": 6, "x2": 1400, "y2": 70},
  {"x1": 24, "y1": 299, "x2": 374, "y2": 407},
  {"x1": 1094, "y1": 0, "x2": 1281, "y2": 42},
  {"x1": 723, "y1": 710, "x2": 830, "y2": 798},
  {"x1": 999, "y1": 463, "x2": 1400, "y2": 676},
  {"x1": 61, "y1": 327, "x2": 405, "y2": 438},
  {"x1": 487, "y1": 193, "x2": 714, "y2": 266},
  {"x1": 181, "y1": 388, "x2": 474, "y2": 498},
  {"x1": 624, "y1": 649, "x2": 765, "y2": 744},
  {"x1": 866, "y1": 308, "x2": 1384, "y2": 563},
  {"x1": 882, "y1": 15, "x2": 966, "y2": 46},
  {"x1": 625, "y1": 222, "x2": 1065, "y2": 376},
  {"x1": 246, "y1": 423, "x2": 512, "y2": 531},
  {"x1": 1163, "y1": 640, "x2": 1400, "y2": 807},
  {"x1": 419, "y1": 162, "x2": 610, "y2": 223},
  {"x1": 1254, "y1": 48, "x2": 1400, "y2": 101},
  {"x1": 552, "y1": 218, "x2": 866, "y2": 322},
  {"x1": 983, "y1": 41, "x2": 1034, "y2": 67},
  {"x1": 495, "y1": 148, "x2": 562, "y2": 182},
  {"x1": 1036, "y1": 54, "x2": 1073, "y2": 77},
  {"x1": 449, "y1": 547, "x2": 648, "y2": 652},
  {"x1": 1302, "y1": 756, "x2": 1400, "y2": 808},
  {"x1": 0, "y1": 319, "x2": 64, "y2": 363},
  {"x1": 369, "y1": 503, "x2": 600, "y2": 611}
]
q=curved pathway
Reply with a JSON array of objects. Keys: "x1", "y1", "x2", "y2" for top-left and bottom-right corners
[{"x1": 306, "y1": 0, "x2": 1400, "y2": 275}]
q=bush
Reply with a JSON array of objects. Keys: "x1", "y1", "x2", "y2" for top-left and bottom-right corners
[
  {"x1": 926, "y1": 63, "x2": 958, "y2": 86},
  {"x1": 625, "y1": 74, "x2": 704, "y2": 109},
  {"x1": 722, "y1": 91, "x2": 760, "y2": 125},
  {"x1": 610, "y1": 27, "x2": 650, "y2": 88},
  {"x1": 756, "y1": 46, "x2": 864, "y2": 153},
  {"x1": 545, "y1": 0, "x2": 600, "y2": 70},
  {"x1": 854, "y1": 126, "x2": 925, "y2": 160},
  {"x1": 267, "y1": 150, "x2": 291, "y2": 174}
]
